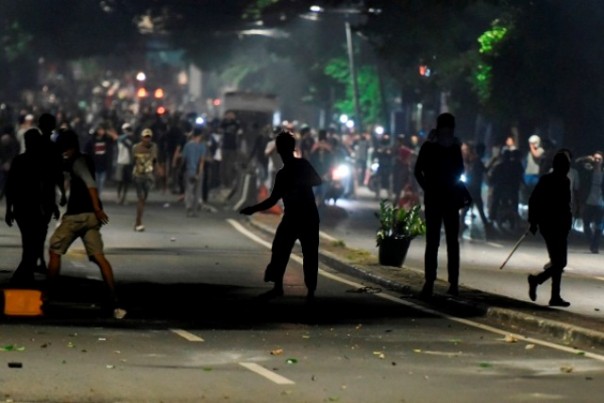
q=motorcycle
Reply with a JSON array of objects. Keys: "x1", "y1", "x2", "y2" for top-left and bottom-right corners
[{"x1": 325, "y1": 158, "x2": 354, "y2": 204}]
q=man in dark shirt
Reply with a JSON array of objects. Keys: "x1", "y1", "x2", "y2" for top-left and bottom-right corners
[
  {"x1": 414, "y1": 113, "x2": 465, "y2": 298},
  {"x1": 47, "y1": 129, "x2": 126, "y2": 319},
  {"x1": 528, "y1": 151, "x2": 572, "y2": 307},
  {"x1": 240, "y1": 130, "x2": 322, "y2": 300},
  {"x1": 5, "y1": 129, "x2": 59, "y2": 284}
]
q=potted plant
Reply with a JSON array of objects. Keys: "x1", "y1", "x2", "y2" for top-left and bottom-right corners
[{"x1": 376, "y1": 200, "x2": 426, "y2": 267}]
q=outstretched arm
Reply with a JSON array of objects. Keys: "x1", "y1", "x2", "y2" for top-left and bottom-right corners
[
  {"x1": 240, "y1": 172, "x2": 282, "y2": 215},
  {"x1": 240, "y1": 193, "x2": 280, "y2": 215}
]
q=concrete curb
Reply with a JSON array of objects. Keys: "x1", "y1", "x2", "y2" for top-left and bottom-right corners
[{"x1": 247, "y1": 216, "x2": 604, "y2": 350}]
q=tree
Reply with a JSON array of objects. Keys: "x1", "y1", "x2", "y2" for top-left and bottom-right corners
[{"x1": 476, "y1": 0, "x2": 604, "y2": 154}]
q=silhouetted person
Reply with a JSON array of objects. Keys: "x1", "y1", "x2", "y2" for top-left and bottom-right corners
[
  {"x1": 240, "y1": 130, "x2": 322, "y2": 300},
  {"x1": 4, "y1": 129, "x2": 59, "y2": 284},
  {"x1": 576, "y1": 151, "x2": 604, "y2": 253},
  {"x1": 527, "y1": 151, "x2": 572, "y2": 307},
  {"x1": 38, "y1": 112, "x2": 67, "y2": 271},
  {"x1": 461, "y1": 142, "x2": 491, "y2": 233},
  {"x1": 46, "y1": 129, "x2": 126, "y2": 319},
  {"x1": 414, "y1": 113, "x2": 464, "y2": 298},
  {"x1": 490, "y1": 149, "x2": 524, "y2": 229}
]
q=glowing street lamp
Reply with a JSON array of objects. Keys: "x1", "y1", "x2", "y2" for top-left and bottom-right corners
[
  {"x1": 136, "y1": 71, "x2": 146, "y2": 82},
  {"x1": 339, "y1": 114, "x2": 349, "y2": 124}
]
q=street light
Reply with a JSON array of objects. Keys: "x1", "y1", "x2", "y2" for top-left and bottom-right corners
[{"x1": 345, "y1": 19, "x2": 362, "y2": 132}]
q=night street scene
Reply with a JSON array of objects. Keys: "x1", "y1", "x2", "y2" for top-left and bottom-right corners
[{"x1": 2, "y1": 1, "x2": 604, "y2": 402}]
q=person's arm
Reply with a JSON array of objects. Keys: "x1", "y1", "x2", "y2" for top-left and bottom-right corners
[
  {"x1": 414, "y1": 144, "x2": 427, "y2": 190},
  {"x1": 4, "y1": 162, "x2": 14, "y2": 227},
  {"x1": 240, "y1": 172, "x2": 282, "y2": 215},
  {"x1": 528, "y1": 179, "x2": 543, "y2": 234}
]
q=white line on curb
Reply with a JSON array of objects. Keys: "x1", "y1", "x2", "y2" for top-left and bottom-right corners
[
  {"x1": 239, "y1": 362, "x2": 295, "y2": 385},
  {"x1": 170, "y1": 329, "x2": 204, "y2": 342},
  {"x1": 228, "y1": 218, "x2": 604, "y2": 363}
]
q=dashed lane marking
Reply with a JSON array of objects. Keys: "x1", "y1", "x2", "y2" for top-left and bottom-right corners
[
  {"x1": 239, "y1": 362, "x2": 295, "y2": 385},
  {"x1": 229, "y1": 218, "x2": 604, "y2": 363},
  {"x1": 170, "y1": 329, "x2": 204, "y2": 342},
  {"x1": 486, "y1": 242, "x2": 504, "y2": 248}
]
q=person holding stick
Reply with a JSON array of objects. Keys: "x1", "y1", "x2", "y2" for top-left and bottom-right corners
[{"x1": 527, "y1": 150, "x2": 572, "y2": 307}]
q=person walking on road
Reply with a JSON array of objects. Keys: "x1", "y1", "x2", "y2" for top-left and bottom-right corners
[
  {"x1": 132, "y1": 128, "x2": 158, "y2": 232},
  {"x1": 240, "y1": 130, "x2": 322, "y2": 301},
  {"x1": 576, "y1": 151, "x2": 604, "y2": 253},
  {"x1": 414, "y1": 113, "x2": 465, "y2": 298},
  {"x1": 46, "y1": 129, "x2": 126, "y2": 318},
  {"x1": 527, "y1": 151, "x2": 572, "y2": 307},
  {"x1": 4, "y1": 129, "x2": 60, "y2": 284},
  {"x1": 182, "y1": 127, "x2": 206, "y2": 216},
  {"x1": 115, "y1": 123, "x2": 136, "y2": 205},
  {"x1": 84, "y1": 125, "x2": 117, "y2": 199}
]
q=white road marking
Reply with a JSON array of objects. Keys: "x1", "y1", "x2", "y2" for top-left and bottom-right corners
[
  {"x1": 486, "y1": 242, "x2": 504, "y2": 248},
  {"x1": 596, "y1": 277, "x2": 604, "y2": 282},
  {"x1": 228, "y1": 219, "x2": 273, "y2": 249},
  {"x1": 170, "y1": 329, "x2": 204, "y2": 342},
  {"x1": 239, "y1": 362, "x2": 295, "y2": 385},
  {"x1": 319, "y1": 230, "x2": 340, "y2": 243},
  {"x1": 229, "y1": 218, "x2": 604, "y2": 363}
]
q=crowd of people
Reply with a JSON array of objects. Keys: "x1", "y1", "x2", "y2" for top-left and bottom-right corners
[{"x1": 1, "y1": 102, "x2": 602, "y2": 313}]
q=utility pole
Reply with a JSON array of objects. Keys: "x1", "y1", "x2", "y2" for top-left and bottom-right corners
[{"x1": 345, "y1": 20, "x2": 363, "y2": 132}]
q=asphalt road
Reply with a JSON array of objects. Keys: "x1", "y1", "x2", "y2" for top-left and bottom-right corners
[{"x1": 1, "y1": 190, "x2": 604, "y2": 402}]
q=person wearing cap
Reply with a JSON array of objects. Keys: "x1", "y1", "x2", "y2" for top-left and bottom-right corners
[
  {"x1": 46, "y1": 129, "x2": 126, "y2": 319},
  {"x1": 524, "y1": 134, "x2": 544, "y2": 198},
  {"x1": 115, "y1": 123, "x2": 136, "y2": 204},
  {"x1": 131, "y1": 128, "x2": 158, "y2": 231},
  {"x1": 576, "y1": 150, "x2": 604, "y2": 253}
]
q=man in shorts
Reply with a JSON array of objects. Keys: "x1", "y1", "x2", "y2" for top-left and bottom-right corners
[
  {"x1": 132, "y1": 128, "x2": 157, "y2": 232},
  {"x1": 47, "y1": 129, "x2": 126, "y2": 319}
]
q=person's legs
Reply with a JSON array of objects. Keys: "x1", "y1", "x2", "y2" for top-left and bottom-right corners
[
  {"x1": 543, "y1": 232, "x2": 568, "y2": 303},
  {"x1": 531, "y1": 231, "x2": 568, "y2": 305},
  {"x1": 299, "y1": 222, "x2": 320, "y2": 297},
  {"x1": 422, "y1": 205, "x2": 442, "y2": 296},
  {"x1": 591, "y1": 206, "x2": 603, "y2": 253},
  {"x1": 96, "y1": 170, "x2": 106, "y2": 198},
  {"x1": 443, "y1": 207, "x2": 461, "y2": 294},
  {"x1": 12, "y1": 216, "x2": 38, "y2": 282},
  {"x1": 194, "y1": 174, "x2": 202, "y2": 211},
  {"x1": 134, "y1": 178, "x2": 149, "y2": 229},
  {"x1": 90, "y1": 254, "x2": 118, "y2": 304},
  {"x1": 184, "y1": 173, "x2": 195, "y2": 214},
  {"x1": 474, "y1": 195, "x2": 490, "y2": 227},
  {"x1": 582, "y1": 205, "x2": 595, "y2": 250},
  {"x1": 264, "y1": 220, "x2": 297, "y2": 296}
]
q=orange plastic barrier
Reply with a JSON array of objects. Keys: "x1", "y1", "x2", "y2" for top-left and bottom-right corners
[{"x1": 3, "y1": 289, "x2": 43, "y2": 316}]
